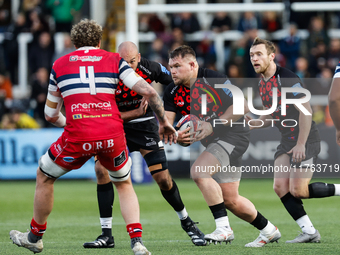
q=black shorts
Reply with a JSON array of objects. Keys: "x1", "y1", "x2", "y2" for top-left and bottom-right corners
[
  {"x1": 274, "y1": 140, "x2": 321, "y2": 167},
  {"x1": 124, "y1": 118, "x2": 163, "y2": 152}
]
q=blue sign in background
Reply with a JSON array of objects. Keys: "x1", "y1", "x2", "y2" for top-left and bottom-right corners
[
  {"x1": 0, "y1": 129, "x2": 152, "y2": 183},
  {"x1": 1, "y1": 125, "x2": 339, "y2": 181}
]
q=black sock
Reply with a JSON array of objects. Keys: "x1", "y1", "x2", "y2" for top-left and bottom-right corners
[
  {"x1": 97, "y1": 182, "x2": 114, "y2": 237},
  {"x1": 308, "y1": 182, "x2": 335, "y2": 198},
  {"x1": 209, "y1": 202, "x2": 228, "y2": 219},
  {"x1": 250, "y1": 211, "x2": 268, "y2": 230},
  {"x1": 161, "y1": 180, "x2": 185, "y2": 212},
  {"x1": 180, "y1": 215, "x2": 192, "y2": 225},
  {"x1": 280, "y1": 192, "x2": 306, "y2": 221},
  {"x1": 28, "y1": 231, "x2": 42, "y2": 243}
]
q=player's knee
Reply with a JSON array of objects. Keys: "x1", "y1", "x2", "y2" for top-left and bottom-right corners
[
  {"x1": 144, "y1": 149, "x2": 168, "y2": 175},
  {"x1": 95, "y1": 161, "x2": 109, "y2": 180},
  {"x1": 289, "y1": 186, "x2": 307, "y2": 199},
  {"x1": 108, "y1": 157, "x2": 132, "y2": 182},
  {"x1": 191, "y1": 175, "x2": 205, "y2": 187},
  {"x1": 273, "y1": 183, "x2": 281, "y2": 196},
  {"x1": 273, "y1": 180, "x2": 289, "y2": 197},
  {"x1": 39, "y1": 151, "x2": 67, "y2": 179},
  {"x1": 153, "y1": 171, "x2": 172, "y2": 190},
  {"x1": 191, "y1": 166, "x2": 210, "y2": 180}
]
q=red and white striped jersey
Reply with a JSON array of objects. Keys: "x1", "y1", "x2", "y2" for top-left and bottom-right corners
[{"x1": 49, "y1": 47, "x2": 136, "y2": 142}]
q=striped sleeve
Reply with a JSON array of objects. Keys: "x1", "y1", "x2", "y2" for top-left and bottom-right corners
[
  {"x1": 48, "y1": 68, "x2": 58, "y2": 92},
  {"x1": 334, "y1": 62, "x2": 340, "y2": 78},
  {"x1": 118, "y1": 58, "x2": 143, "y2": 89}
]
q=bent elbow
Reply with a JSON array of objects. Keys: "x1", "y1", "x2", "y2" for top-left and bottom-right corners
[
  {"x1": 144, "y1": 89, "x2": 158, "y2": 101},
  {"x1": 45, "y1": 114, "x2": 56, "y2": 124}
]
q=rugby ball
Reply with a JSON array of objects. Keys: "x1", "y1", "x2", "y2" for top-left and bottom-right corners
[{"x1": 177, "y1": 114, "x2": 201, "y2": 147}]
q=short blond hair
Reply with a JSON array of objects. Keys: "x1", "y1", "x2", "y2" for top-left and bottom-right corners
[
  {"x1": 70, "y1": 19, "x2": 102, "y2": 48},
  {"x1": 251, "y1": 37, "x2": 276, "y2": 54}
]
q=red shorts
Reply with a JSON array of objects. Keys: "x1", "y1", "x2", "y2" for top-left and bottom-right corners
[{"x1": 48, "y1": 133, "x2": 129, "y2": 171}]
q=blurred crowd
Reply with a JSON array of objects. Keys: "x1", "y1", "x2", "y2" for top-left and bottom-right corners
[{"x1": 0, "y1": 0, "x2": 339, "y2": 129}]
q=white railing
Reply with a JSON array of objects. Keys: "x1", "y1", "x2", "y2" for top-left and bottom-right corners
[{"x1": 116, "y1": 28, "x2": 313, "y2": 73}]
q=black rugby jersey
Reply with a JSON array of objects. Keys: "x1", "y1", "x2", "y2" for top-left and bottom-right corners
[
  {"x1": 258, "y1": 65, "x2": 318, "y2": 142},
  {"x1": 164, "y1": 67, "x2": 248, "y2": 145},
  {"x1": 115, "y1": 57, "x2": 172, "y2": 117}
]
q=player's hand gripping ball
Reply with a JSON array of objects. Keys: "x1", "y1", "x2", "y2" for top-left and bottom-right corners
[{"x1": 176, "y1": 114, "x2": 201, "y2": 147}]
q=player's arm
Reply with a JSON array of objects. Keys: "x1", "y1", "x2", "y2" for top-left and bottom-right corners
[
  {"x1": 288, "y1": 99, "x2": 312, "y2": 162},
  {"x1": 165, "y1": 110, "x2": 176, "y2": 126},
  {"x1": 165, "y1": 111, "x2": 192, "y2": 146},
  {"x1": 120, "y1": 97, "x2": 148, "y2": 123},
  {"x1": 44, "y1": 89, "x2": 66, "y2": 128},
  {"x1": 120, "y1": 61, "x2": 176, "y2": 143},
  {"x1": 329, "y1": 76, "x2": 340, "y2": 145}
]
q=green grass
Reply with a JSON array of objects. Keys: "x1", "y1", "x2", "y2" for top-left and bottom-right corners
[{"x1": 1, "y1": 178, "x2": 340, "y2": 254}]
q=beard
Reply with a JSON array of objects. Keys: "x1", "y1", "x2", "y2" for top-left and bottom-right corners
[
  {"x1": 173, "y1": 77, "x2": 189, "y2": 86},
  {"x1": 258, "y1": 60, "x2": 270, "y2": 74}
]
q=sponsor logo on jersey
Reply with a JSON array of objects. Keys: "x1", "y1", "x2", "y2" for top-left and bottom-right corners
[
  {"x1": 72, "y1": 114, "x2": 82, "y2": 119},
  {"x1": 118, "y1": 99, "x2": 141, "y2": 107},
  {"x1": 71, "y1": 101, "x2": 112, "y2": 112},
  {"x1": 114, "y1": 150, "x2": 126, "y2": 167},
  {"x1": 63, "y1": 156, "x2": 75, "y2": 163},
  {"x1": 170, "y1": 85, "x2": 179, "y2": 95},
  {"x1": 139, "y1": 65, "x2": 151, "y2": 75},
  {"x1": 69, "y1": 55, "x2": 102, "y2": 62}
]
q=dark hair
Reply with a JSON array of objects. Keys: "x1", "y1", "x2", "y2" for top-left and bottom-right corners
[
  {"x1": 251, "y1": 37, "x2": 276, "y2": 54},
  {"x1": 169, "y1": 45, "x2": 196, "y2": 59},
  {"x1": 70, "y1": 19, "x2": 102, "y2": 48}
]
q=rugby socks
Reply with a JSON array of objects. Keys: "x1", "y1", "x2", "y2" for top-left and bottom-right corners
[
  {"x1": 28, "y1": 218, "x2": 46, "y2": 243},
  {"x1": 97, "y1": 182, "x2": 114, "y2": 237},
  {"x1": 176, "y1": 208, "x2": 189, "y2": 221},
  {"x1": 335, "y1": 184, "x2": 340, "y2": 195},
  {"x1": 308, "y1": 182, "x2": 338, "y2": 198},
  {"x1": 209, "y1": 202, "x2": 230, "y2": 228},
  {"x1": 250, "y1": 211, "x2": 268, "y2": 230},
  {"x1": 280, "y1": 192, "x2": 306, "y2": 220},
  {"x1": 250, "y1": 211, "x2": 276, "y2": 236},
  {"x1": 161, "y1": 179, "x2": 185, "y2": 212},
  {"x1": 281, "y1": 192, "x2": 315, "y2": 234},
  {"x1": 127, "y1": 223, "x2": 143, "y2": 248},
  {"x1": 127, "y1": 223, "x2": 143, "y2": 238},
  {"x1": 296, "y1": 215, "x2": 316, "y2": 234},
  {"x1": 260, "y1": 221, "x2": 277, "y2": 237}
]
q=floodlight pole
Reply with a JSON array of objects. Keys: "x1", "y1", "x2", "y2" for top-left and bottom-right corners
[{"x1": 125, "y1": 0, "x2": 139, "y2": 45}]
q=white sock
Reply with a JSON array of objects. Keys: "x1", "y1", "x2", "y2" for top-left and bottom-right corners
[
  {"x1": 176, "y1": 208, "x2": 189, "y2": 220},
  {"x1": 296, "y1": 215, "x2": 316, "y2": 234},
  {"x1": 215, "y1": 216, "x2": 230, "y2": 228},
  {"x1": 334, "y1": 184, "x2": 340, "y2": 196},
  {"x1": 260, "y1": 221, "x2": 276, "y2": 236},
  {"x1": 100, "y1": 217, "x2": 112, "y2": 229}
]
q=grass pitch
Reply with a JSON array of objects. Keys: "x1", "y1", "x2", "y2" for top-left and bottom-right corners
[{"x1": 1, "y1": 178, "x2": 340, "y2": 254}]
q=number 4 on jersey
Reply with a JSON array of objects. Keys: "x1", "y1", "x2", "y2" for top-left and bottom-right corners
[{"x1": 80, "y1": 66, "x2": 96, "y2": 95}]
